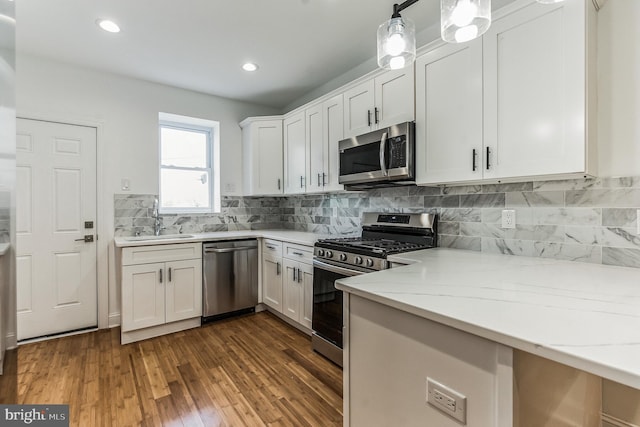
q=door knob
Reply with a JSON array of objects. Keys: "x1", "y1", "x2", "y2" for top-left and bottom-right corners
[{"x1": 75, "y1": 235, "x2": 94, "y2": 243}]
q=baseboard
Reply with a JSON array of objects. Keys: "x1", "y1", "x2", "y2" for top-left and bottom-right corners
[
  {"x1": 602, "y1": 414, "x2": 639, "y2": 427},
  {"x1": 108, "y1": 312, "x2": 121, "y2": 328},
  {"x1": 5, "y1": 332, "x2": 16, "y2": 350}
]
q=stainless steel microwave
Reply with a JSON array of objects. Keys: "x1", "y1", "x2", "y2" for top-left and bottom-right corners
[{"x1": 338, "y1": 121, "x2": 415, "y2": 190}]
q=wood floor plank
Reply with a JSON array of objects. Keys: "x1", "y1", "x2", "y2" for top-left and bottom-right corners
[{"x1": 15, "y1": 311, "x2": 343, "y2": 426}]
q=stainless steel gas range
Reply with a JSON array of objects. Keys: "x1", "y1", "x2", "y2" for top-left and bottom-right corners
[{"x1": 311, "y1": 212, "x2": 437, "y2": 366}]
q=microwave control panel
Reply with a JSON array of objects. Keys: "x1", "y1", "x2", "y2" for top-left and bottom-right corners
[{"x1": 388, "y1": 135, "x2": 407, "y2": 169}]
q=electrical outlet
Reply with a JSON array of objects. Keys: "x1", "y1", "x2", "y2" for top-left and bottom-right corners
[
  {"x1": 501, "y1": 209, "x2": 516, "y2": 229},
  {"x1": 121, "y1": 178, "x2": 130, "y2": 191},
  {"x1": 427, "y1": 378, "x2": 467, "y2": 424}
]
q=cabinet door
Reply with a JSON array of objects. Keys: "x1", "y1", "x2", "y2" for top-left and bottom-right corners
[
  {"x1": 284, "y1": 112, "x2": 307, "y2": 194},
  {"x1": 483, "y1": 0, "x2": 586, "y2": 179},
  {"x1": 306, "y1": 104, "x2": 325, "y2": 191},
  {"x1": 300, "y1": 262, "x2": 313, "y2": 330},
  {"x1": 262, "y1": 256, "x2": 283, "y2": 312},
  {"x1": 282, "y1": 259, "x2": 301, "y2": 322},
  {"x1": 374, "y1": 67, "x2": 415, "y2": 129},
  {"x1": 343, "y1": 79, "x2": 375, "y2": 138},
  {"x1": 415, "y1": 39, "x2": 483, "y2": 184},
  {"x1": 322, "y1": 94, "x2": 344, "y2": 192},
  {"x1": 122, "y1": 262, "x2": 165, "y2": 332},
  {"x1": 165, "y1": 259, "x2": 202, "y2": 323},
  {"x1": 245, "y1": 120, "x2": 283, "y2": 195}
]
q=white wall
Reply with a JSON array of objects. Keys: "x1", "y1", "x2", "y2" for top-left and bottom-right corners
[
  {"x1": 597, "y1": 0, "x2": 640, "y2": 177},
  {"x1": 16, "y1": 54, "x2": 278, "y2": 326}
]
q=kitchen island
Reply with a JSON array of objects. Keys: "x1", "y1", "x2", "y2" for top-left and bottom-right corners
[{"x1": 336, "y1": 248, "x2": 640, "y2": 426}]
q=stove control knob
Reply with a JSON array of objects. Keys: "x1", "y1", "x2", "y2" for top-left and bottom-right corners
[
  {"x1": 317, "y1": 249, "x2": 325, "y2": 257},
  {"x1": 355, "y1": 256, "x2": 363, "y2": 265},
  {"x1": 325, "y1": 251, "x2": 333, "y2": 259},
  {"x1": 339, "y1": 253, "x2": 348, "y2": 262},
  {"x1": 366, "y1": 258, "x2": 374, "y2": 267}
]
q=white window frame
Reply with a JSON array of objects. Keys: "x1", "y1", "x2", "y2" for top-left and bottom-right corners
[{"x1": 158, "y1": 112, "x2": 221, "y2": 214}]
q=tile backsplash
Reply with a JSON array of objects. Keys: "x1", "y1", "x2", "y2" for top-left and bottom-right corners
[{"x1": 114, "y1": 175, "x2": 640, "y2": 269}]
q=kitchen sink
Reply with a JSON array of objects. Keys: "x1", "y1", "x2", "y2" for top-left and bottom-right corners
[{"x1": 124, "y1": 234, "x2": 194, "y2": 241}]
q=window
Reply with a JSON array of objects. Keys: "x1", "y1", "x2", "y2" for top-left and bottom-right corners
[{"x1": 159, "y1": 113, "x2": 220, "y2": 213}]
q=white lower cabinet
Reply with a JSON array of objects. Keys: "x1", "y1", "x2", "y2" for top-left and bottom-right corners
[
  {"x1": 121, "y1": 242, "x2": 202, "y2": 344},
  {"x1": 282, "y1": 259, "x2": 313, "y2": 329},
  {"x1": 261, "y1": 239, "x2": 313, "y2": 331}
]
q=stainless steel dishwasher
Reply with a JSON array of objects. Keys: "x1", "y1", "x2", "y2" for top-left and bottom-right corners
[{"x1": 202, "y1": 239, "x2": 258, "y2": 321}]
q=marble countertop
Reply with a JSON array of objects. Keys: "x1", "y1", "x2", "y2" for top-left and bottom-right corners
[
  {"x1": 336, "y1": 248, "x2": 640, "y2": 390},
  {"x1": 114, "y1": 229, "x2": 330, "y2": 248}
]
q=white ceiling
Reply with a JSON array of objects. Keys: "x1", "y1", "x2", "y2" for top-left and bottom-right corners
[{"x1": 16, "y1": 0, "x2": 514, "y2": 110}]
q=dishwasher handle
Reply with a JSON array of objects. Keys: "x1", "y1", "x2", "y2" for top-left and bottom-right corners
[{"x1": 204, "y1": 247, "x2": 255, "y2": 254}]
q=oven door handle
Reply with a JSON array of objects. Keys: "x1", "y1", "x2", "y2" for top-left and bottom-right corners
[
  {"x1": 379, "y1": 132, "x2": 388, "y2": 177},
  {"x1": 313, "y1": 259, "x2": 365, "y2": 277}
]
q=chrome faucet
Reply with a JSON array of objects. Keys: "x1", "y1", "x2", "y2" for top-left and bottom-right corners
[{"x1": 152, "y1": 197, "x2": 163, "y2": 236}]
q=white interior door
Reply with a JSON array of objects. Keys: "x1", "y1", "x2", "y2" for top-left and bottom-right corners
[{"x1": 16, "y1": 118, "x2": 97, "y2": 341}]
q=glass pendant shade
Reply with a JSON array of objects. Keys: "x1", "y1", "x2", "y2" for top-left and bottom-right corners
[
  {"x1": 377, "y1": 17, "x2": 416, "y2": 70},
  {"x1": 441, "y1": 0, "x2": 491, "y2": 43}
]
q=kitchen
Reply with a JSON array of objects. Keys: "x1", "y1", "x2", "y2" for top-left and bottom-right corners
[{"x1": 1, "y1": 0, "x2": 640, "y2": 426}]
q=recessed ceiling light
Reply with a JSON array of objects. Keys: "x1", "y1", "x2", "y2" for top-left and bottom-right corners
[
  {"x1": 242, "y1": 63, "x2": 258, "y2": 72},
  {"x1": 96, "y1": 19, "x2": 121, "y2": 33}
]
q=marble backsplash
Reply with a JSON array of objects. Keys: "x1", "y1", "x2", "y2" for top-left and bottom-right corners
[{"x1": 114, "y1": 175, "x2": 640, "y2": 269}]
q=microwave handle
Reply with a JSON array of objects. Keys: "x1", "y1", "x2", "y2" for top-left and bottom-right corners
[{"x1": 379, "y1": 132, "x2": 388, "y2": 176}]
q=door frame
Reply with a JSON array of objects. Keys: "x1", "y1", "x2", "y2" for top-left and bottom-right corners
[{"x1": 17, "y1": 112, "x2": 109, "y2": 330}]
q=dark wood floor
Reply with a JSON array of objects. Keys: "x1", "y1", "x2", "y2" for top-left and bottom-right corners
[{"x1": 13, "y1": 311, "x2": 343, "y2": 426}]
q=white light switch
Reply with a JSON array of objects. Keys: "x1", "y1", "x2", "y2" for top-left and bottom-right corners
[{"x1": 121, "y1": 178, "x2": 130, "y2": 191}]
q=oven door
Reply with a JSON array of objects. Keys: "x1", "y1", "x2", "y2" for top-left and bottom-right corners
[{"x1": 312, "y1": 259, "x2": 366, "y2": 349}]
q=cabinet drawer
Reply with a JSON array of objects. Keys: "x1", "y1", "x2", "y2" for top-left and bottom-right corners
[
  {"x1": 122, "y1": 242, "x2": 202, "y2": 266},
  {"x1": 283, "y1": 242, "x2": 313, "y2": 264},
  {"x1": 262, "y1": 239, "x2": 283, "y2": 257}
]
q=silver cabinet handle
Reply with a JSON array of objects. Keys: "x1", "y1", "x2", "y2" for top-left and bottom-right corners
[
  {"x1": 168, "y1": 267, "x2": 172, "y2": 282},
  {"x1": 276, "y1": 262, "x2": 281, "y2": 275},
  {"x1": 322, "y1": 173, "x2": 327, "y2": 187},
  {"x1": 374, "y1": 107, "x2": 379, "y2": 124},
  {"x1": 367, "y1": 109, "x2": 371, "y2": 127},
  {"x1": 472, "y1": 148, "x2": 478, "y2": 172},
  {"x1": 300, "y1": 175, "x2": 305, "y2": 188},
  {"x1": 293, "y1": 267, "x2": 297, "y2": 281},
  {"x1": 318, "y1": 173, "x2": 322, "y2": 187},
  {"x1": 277, "y1": 178, "x2": 281, "y2": 190},
  {"x1": 292, "y1": 251, "x2": 304, "y2": 256},
  {"x1": 297, "y1": 268, "x2": 302, "y2": 283},
  {"x1": 204, "y1": 247, "x2": 253, "y2": 253},
  {"x1": 266, "y1": 244, "x2": 276, "y2": 250},
  {"x1": 379, "y1": 132, "x2": 388, "y2": 177},
  {"x1": 159, "y1": 268, "x2": 163, "y2": 284}
]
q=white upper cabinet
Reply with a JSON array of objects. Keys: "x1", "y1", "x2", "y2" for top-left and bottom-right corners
[
  {"x1": 306, "y1": 94, "x2": 345, "y2": 193},
  {"x1": 241, "y1": 117, "x2": 283, "y2": 196},
  {"x1": 284, "y1": 112, "x2": 307, "y2": 194},
  {"x1": 307, "y1": 103, "x2": 324, "y2": 191},
  {"x1": 415, "y1": 39, "x2": 483, "y2": 185},
  {"x1": 416, "y1": 0, "x2": 595, "y2": 185},
  {"x1": 482, "y1": 0, "x2": 595, "y2": 180},
  {"x1": 322, "y1": 94, "x2": 345, "y2": 192},
  {"x1": 343, "y1": 67, "x2": 415, "y2": 138}
]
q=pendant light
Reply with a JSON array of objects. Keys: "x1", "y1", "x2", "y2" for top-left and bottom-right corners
[
  {"x1": 441, "y1": 0, "x2": 491, "y2": 43},
  {"x1": 377, "y1": 15, "x2": 416, "y2": 70},
  {"x1": 377, "y1": 0, "x2": 492, "y2": 71}
]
